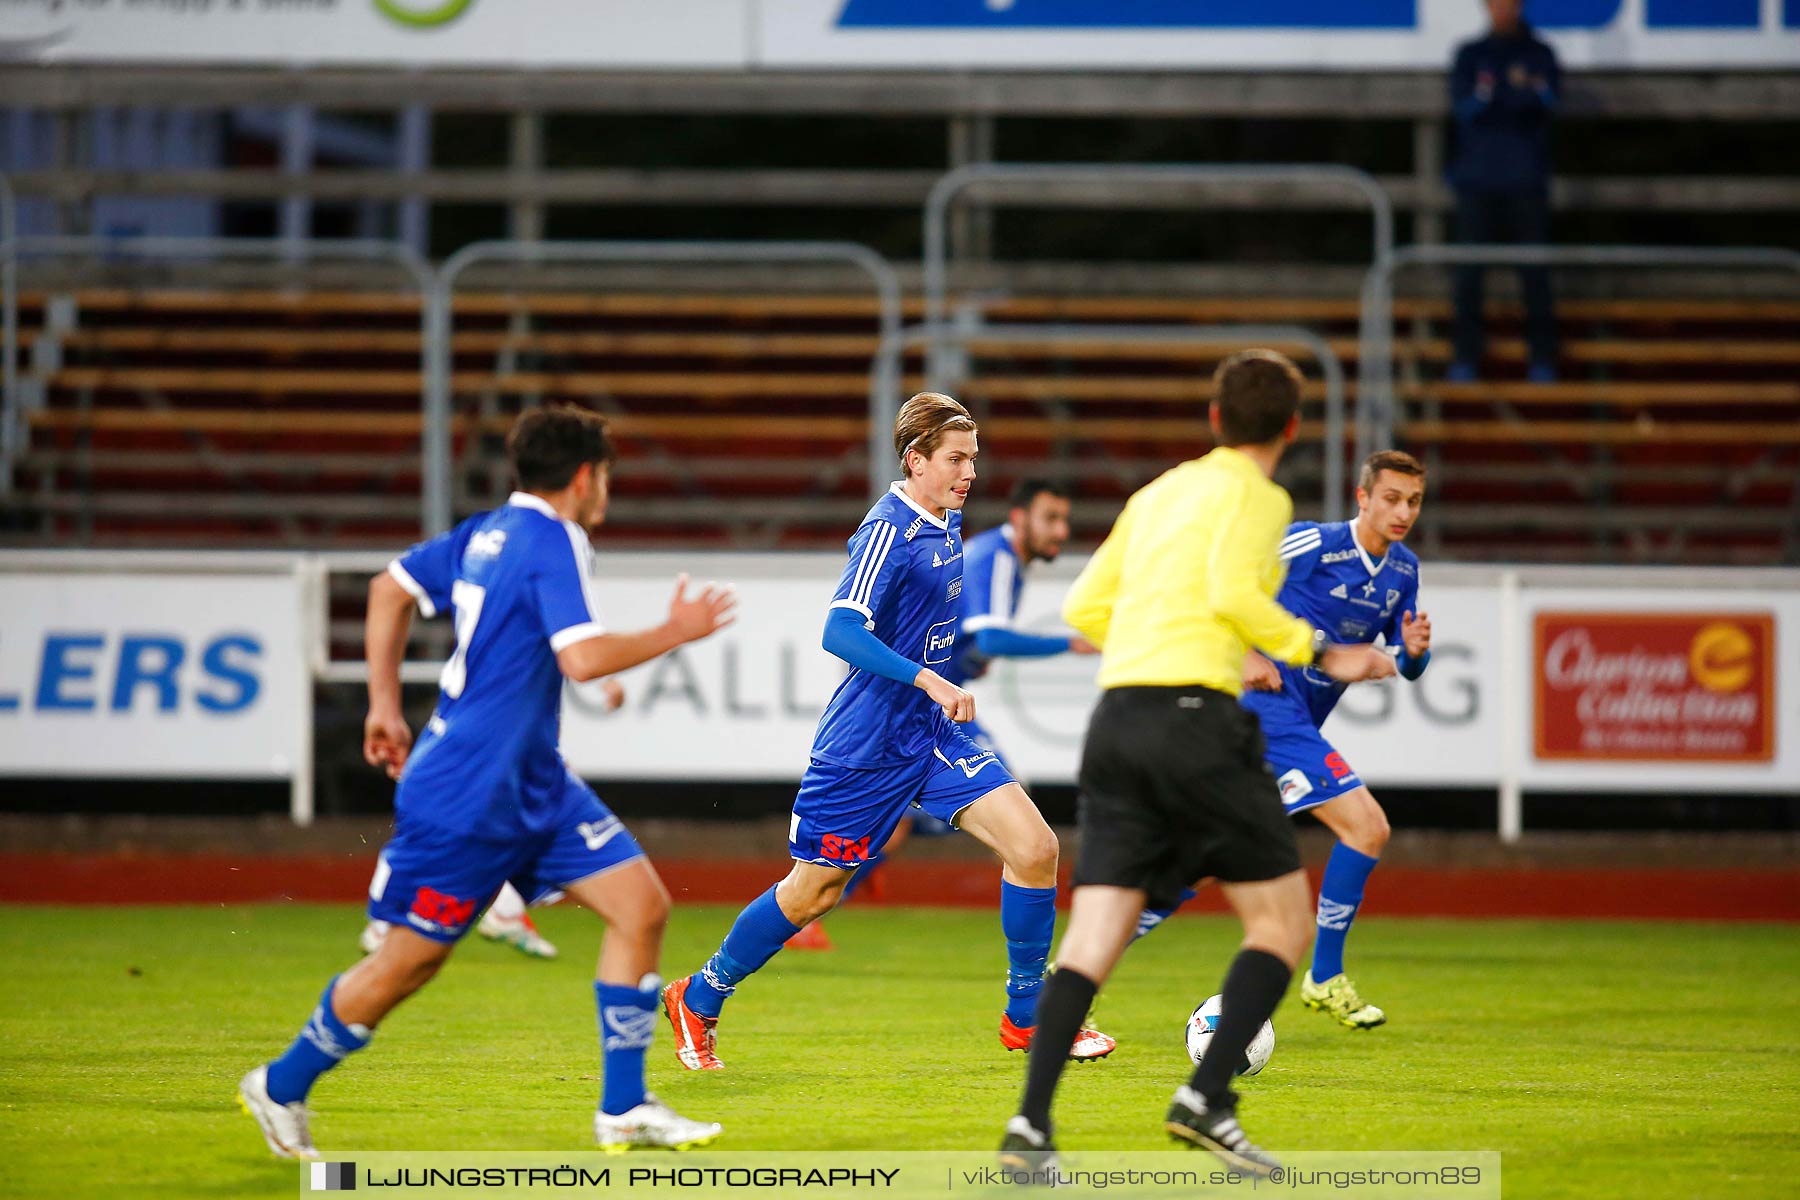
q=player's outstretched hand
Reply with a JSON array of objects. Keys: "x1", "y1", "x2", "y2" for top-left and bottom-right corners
[
  {"x1": 666, "y1": 573, "x2": 738, "y2": 644},
  {"x1": 1319, "y1": 644, "x2": 1398, "y2": 684},
  {"x1": 1401, "y1": 610, "x2": 1432, "y2": 658},
  {"x1": 363, "y1": 707, "x2": 413, "y2": 780},
  {"x1": 600, "y1": 677, "x2": 626, "y2": 712},
  {"x1": 1242, "y1": 649, "x2": 1282, "y2": 691},
  {"x1": 917, "y1": 670, "x2": 976, "y2": 723},
  {"x1": 1069, "y1": 636, "x2": 1101, "y2": 656}
]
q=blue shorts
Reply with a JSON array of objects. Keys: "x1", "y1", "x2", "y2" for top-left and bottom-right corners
[
  {"x1": 368, "y1": 770, "x2": 644, "y2": 942},
  {"x1": 1250, "y1": 693, "x2": 1362, "y2": 815},
  {"x1": 790, "y1": 726, "x2": 1015, "y2": 869}
]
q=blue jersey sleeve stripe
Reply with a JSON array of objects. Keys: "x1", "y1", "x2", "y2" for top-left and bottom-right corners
[
  {"x1": 1278, "y1": 533, "x2": 1322, "y2": 562},
  {"x1": 850, "y1": 522, "x2": 897, "y2": 608},
  {"x1": 387, "y1": 559, "x2": 437, "y2": 619},
  {"x1": 846, "y1": 523, "x2": 884, "y2": 603},
  {"x1": 557, "y1": 521, "x2": 606, "y2": 626}
]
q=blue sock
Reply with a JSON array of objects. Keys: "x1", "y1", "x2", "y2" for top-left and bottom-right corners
[
  {"x1": 1001, "y1": 881, "x2": 1057, "y2": 1026},
  {"x1": 1311, "y1": 843, "x2": 1379, "y2": 983},
  {"x1": 1132, "y1": 887, "x2": 1198, "y2": 942},
  {"x1": 686, "y1": 886, "x2": 801, "y2": 1019},
  {"x1": 264, "y1": 976, "x2": 372, "y2": 1105},
  {"x1": 596, "y1": 977, "x2": 658, "y2": 1116},
  {"x1": 841, "y1": 848, "x2": 888, "y2": 903}
]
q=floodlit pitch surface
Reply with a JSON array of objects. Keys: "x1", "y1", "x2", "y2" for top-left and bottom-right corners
[{"x1": 1, "y1": 904, "x2": 1795, "y2": 1199}]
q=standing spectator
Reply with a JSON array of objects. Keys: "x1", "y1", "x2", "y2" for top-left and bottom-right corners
[{"x1": 1447, "y1": 0, "x2": 1561, "y2": 383}]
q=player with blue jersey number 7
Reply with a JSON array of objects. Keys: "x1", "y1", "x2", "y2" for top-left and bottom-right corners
[{"x1": 239, "y1": 405, "x2": 736, "y2": 1159}]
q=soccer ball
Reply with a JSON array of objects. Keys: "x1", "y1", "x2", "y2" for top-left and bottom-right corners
[{"x1": 1184, "y1": 994, "x2": 1274, "y2": 1076}]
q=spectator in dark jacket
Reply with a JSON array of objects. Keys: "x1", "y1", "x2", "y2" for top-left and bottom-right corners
[{"x1": 1447, "y1": 0, "x2": 1561, "y2": 383}]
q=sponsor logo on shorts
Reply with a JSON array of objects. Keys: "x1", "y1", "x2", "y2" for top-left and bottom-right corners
[
  {"x1": 820, "y1": 834, "x2": 874, "y2": 863},
  {"x1": 1277, "y1": 768, "x2": 1314, "y2": 806},
  {"x1": 578, "y1": 817, "x2": 625, "y2": 853},
  {"x1": 407, "y1": 885, "x2": 476, "y2": 934},
  {"x1": 1324, "y1": 752, "x2": 1356, "y2": 782},
  {"x1": 941, "y1": 748, "x2": 999, "y2": 779}
]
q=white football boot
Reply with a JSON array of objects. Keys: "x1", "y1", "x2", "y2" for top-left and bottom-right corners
[
  {"x1": 357, "y1": 920, "x2": 390, "y2": 955},
  {"x1": 237, "y1": 1065, "x2": 320, "y2": 1160},
  {"x1": 594, "y1": 1094, "x2": 722, "y2": 1153},
  {"x1": 477, "y1": 909, "x2": 559, "y2": 959}
]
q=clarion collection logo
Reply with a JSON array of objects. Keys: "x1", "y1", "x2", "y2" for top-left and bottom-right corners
[{"x1": 372, "y1": 0, "x2": 475, "y2": 29}]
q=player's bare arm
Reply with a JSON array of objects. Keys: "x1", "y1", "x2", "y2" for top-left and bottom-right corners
[
  {"x1": 364, "y1": 569, "x2": 417, "y2": 780},
  {"x1": 1401, "y1": 610, "x2": 1432, "y2": 658},
  {"x1": 916, "y1": 668, "x2": 976, "y2": 722},
  {"x1": 556, "y1": 573, "x2": 737, "y2": 682},
  {"x1": 1320, "y1": 643, "x2": 1397, "y2": 684},
  {"x1": 1242, "y1": 649, "x2": 1282, "y2": 691}
]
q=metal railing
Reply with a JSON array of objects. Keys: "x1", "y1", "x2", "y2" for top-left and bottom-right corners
[
  {"x1": 1, "y1": 173, "x2": 16, "y2": 492},
  {"x1": 878, "y1": 321, "x2": 1350, "y2": 523},
  {"x1": 430, "y1": 239, "x2": 902, "y2": 535},
  {"x1": 1356, "y1": 243, "x2": 1800, "y2": 455},
  {"x1": 0, "y1": 235, "x2": 433, "y2": 520},
  {"x1": 922, "y1": 163, "x2": 1394, "y2": 377}
]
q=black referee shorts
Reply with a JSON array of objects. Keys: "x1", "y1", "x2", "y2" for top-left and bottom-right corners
[{"x1": 1071, "y1": 685, "x2": 1300, "y2": 908}]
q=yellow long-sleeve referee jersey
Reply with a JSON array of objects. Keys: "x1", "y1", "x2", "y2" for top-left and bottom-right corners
[{"x1": 1063, "y1": 446, "x2": 1316, "y2": 695}]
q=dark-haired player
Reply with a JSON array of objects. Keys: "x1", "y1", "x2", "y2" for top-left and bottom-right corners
[{"x1": 238, "y1": 406, "x2": 736, "y2": 1158}]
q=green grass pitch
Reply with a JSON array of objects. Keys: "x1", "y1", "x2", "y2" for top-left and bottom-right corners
[{"x1": 2, "y1": 903, "x2": 1796, "y2": 1199}]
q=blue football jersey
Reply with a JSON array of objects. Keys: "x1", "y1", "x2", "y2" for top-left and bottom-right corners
[
  {"x1": 385, "y1": 492, "x2": 607, "y2": 840},
  {"x1": 942, "y1": 525, "x2": 1026, "y2": 687},
  {"x1": 1245, "y1": 521, "x2": 1421, "y2": 729},
  {"x1": 812, "y1": 483, "x2": 968, "y2": 768}
]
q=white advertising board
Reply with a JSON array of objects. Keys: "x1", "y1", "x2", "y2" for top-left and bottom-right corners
[
  {"x1": 4, "y1": 0, "x2": 1797, "y2": 70},
  {"x1": 0, "y1": 0, "x2": 749, "y2": 68},
  {"x1": 561, "y1": 554, "x2": 1797, "y2": 795},
  {"x1": 0, "y1": 565, "x2": 308, "y2": 778}
]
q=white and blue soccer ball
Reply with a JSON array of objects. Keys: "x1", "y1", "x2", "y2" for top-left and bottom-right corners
[{"x1": 1184, "y1": 994, "x2": 1274, "y2": 1076}]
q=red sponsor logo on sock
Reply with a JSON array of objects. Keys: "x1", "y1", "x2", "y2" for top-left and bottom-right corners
[
  {"x1": 410, "y1": 885, "x2": 476, "y2": 930},
  {"x1": 820, "y1": 834, "x2": 872, "y2": 863}
]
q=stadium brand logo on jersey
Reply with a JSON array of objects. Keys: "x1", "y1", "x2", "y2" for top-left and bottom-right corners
[
  {"x1": 947, "y1": 577, "x2": 963, "y2": 602},
  {"x1": 820, "y1": 834, "x2": 874, "y2": 863},
  {"x1": 467, "y1": 530, "x2": 507, "y2": 559},
  {"x1": 1323, "y1": 752, "x2": 1355, "y2": 782},
  {"x1": 923, "y1": 620, "x2": 958, "y2": 664},
  {"x1": 903, "y1": 516, "x2": 929, "y2": 541},
  {"x1": 1277, "y1": 768, "x2": 1313, "y2": 806},
  {"x1": 1320, "y1": 549, "x2": 1358, "y2": 564},
  {"x1": 408, "y1": 885, "x2": 476, "y2": 933},
  {"x1": 1392, "y1": 561, "x2": 1416, "y2": 577}
]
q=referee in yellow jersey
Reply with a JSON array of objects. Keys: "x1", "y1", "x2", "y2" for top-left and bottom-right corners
[{"x1": 1001, "y1": 350, "x2": 1394, "y2": 1177}]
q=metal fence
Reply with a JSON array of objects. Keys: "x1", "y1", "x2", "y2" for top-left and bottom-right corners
[{"x1": 883, "y1": 320, "x2": 1350, "y2": 523}]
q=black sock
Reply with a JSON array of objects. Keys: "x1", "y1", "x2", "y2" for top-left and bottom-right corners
[
  {"x1": 1189, "y1": 949, "x2": 1292, "y2": 1110},
  {"x1": 1017, "y1": 967, "x2": 1098, "y2": 1136}
]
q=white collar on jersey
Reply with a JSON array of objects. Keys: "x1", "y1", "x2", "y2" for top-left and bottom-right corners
[
  {"x1": 888, "y1": 481, "x2": 948, "y2": 530},
  {"x1": 1346, "y1": 520, "x2": 1389, "y2": 576},
  {"x1": 507, "y1": 491, "x2": 560, "y2": 519}
]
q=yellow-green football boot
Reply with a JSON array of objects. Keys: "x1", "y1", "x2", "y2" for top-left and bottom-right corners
[{"x1": 1301, "y1": 973, "x2": 1386, "y2": 1029}]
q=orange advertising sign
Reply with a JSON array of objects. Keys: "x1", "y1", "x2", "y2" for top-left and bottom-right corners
[{"x1": 1534, "y1": 612, "x2": 1776, "y2": 762}]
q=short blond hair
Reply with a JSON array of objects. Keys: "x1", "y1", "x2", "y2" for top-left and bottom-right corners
[{"x1": 894, "y1": 392, "x2": 978, "y2": 477}]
